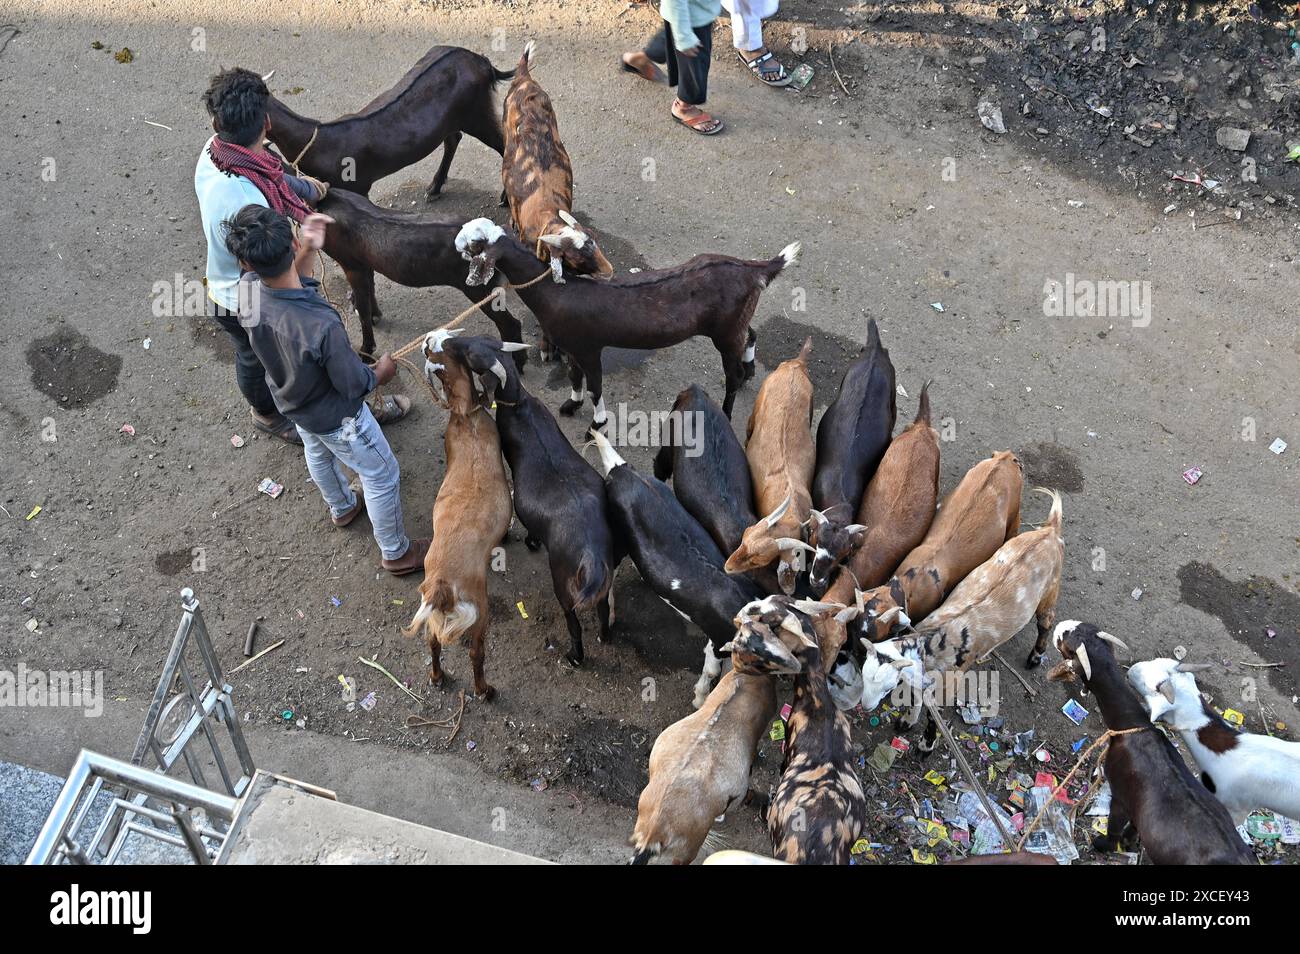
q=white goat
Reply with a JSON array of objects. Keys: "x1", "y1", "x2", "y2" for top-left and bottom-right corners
[{"x1": 1127, "y1": 658, "x2": 1300, "y2": 826}]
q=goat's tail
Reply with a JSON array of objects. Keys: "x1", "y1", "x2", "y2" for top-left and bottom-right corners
[
  {"x1": 568, "y1": 551, "x2": 612, "y2": 613},
  {"x1": 1034, "y1": 487, "x2": 1063, "y2": 532},
  {"x1": 914, "y1": 380, "x2": 933, "y2": 425},
  {"x1": 518, "y1": 40, "x2": 536, "y2": 74},
  {"x1": 795, "y1": 336, "x2": 813, "y2": 367},
  {"x1": 492, "y1": 65, "x2": 516, "y2": 83},
  {"x1": 628, "y1": 842, "x2": 659, "y2": 865},
  {"x1": 402, "y1": 581, "x2": 479, "y2": 647},
  {"x1": 759, "y1": 241, "x2": 801, "y2": 286}
]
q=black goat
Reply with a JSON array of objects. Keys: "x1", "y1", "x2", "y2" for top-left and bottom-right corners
[
  {"x1": 439, "y1": 335, "x2": 617, "y2": 666},
  {"x1": 1049, "y1": 621, "x2": 1256, "y2": 865},
  {"x1": 808, "y1": 317, "x2": 897, "y2": 595},
  {"x1": 653, "y1": 385, "x2": 756, "y2": 556},
  {"x1": 591, "y1": 431, "x2": 766, "y2": 709},
  {"x1": 317, "y1": 190, "x2": 523, "y2": 362},
  {"x1": 455, "y1": 218, "x2": 796, "y2": 429},
  {"x1": 265, "y1": 45, "x2": 510, "y2": 200}
]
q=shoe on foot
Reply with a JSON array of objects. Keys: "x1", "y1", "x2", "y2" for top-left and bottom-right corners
[
  {"x1": 332, "y1": 490, "x2": 365, "y2": 527},
  {"x1": 383, "y1": 538, "x2": 431, "y2": 576}
]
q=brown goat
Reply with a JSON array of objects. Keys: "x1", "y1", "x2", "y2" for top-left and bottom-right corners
[
  {"x1": 815, "y1": 386, "x2": 941, "y2": 662},
  {"x1": 628, "y1": 614, "x2": 802, "y2": 865},
  {"x1": 856, "y1": 450, "x2": 1023, "y2": 643},
  {"x1": 401, "y1": 344, "x2": 513, "y2": 700},
  {"x1": 857, "y1": 490, "x2": 1065, "y2": 750},
  {"x1": 725, "y1": 339, "x2": 816, "y2": 594},
  {"x1": 501, "y1": 42, "x2": 611, "y2": 358}
]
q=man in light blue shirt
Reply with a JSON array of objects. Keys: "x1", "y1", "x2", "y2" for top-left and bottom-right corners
[{"x1": 195, "y1": 68, "x2": 327, "y2": 445}]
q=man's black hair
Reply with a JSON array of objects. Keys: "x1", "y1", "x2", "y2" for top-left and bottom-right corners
[
  {"x1": 204, "y1": 68, "x2": 270, "y2": 147},
  {"x1": 223, "y1": 205, "x2": 295, "y2": 279}
]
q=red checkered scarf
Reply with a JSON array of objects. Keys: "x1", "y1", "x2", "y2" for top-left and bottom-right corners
[{"x1": 208, "y1": 137, "x2": 310, "y2": 222}]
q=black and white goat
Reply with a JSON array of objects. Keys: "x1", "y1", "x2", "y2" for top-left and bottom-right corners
[{"x1": 1128, "y1": 657, "x2": 1300, "y2": 826}]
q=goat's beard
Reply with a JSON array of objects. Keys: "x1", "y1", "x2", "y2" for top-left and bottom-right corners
[{"x1": 464, "y1": 253, "x2": 495, "y2": 287}]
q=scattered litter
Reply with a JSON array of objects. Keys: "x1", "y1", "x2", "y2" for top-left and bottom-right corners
[
  {"x1": 1269, "y1": 438, "x2": 1287, "y2": 455},
  {"x1": 229, "y1": 639, "x2": 285, "y2": 673},
  {"x1": 281, "y1": 709, "x2": 294, "y2": 721},
  {"x1": 330, "y1": 595, "x2": 341, "y2": 607},
  {"x1": 1222, "y1": 708, "x2": 1245, "y2": 727},
  {"x1": 338, "y1": 674, "x2": 357, "y2": 705},
  {"x1": 119, "y1": 424, "x2": 135, "y2": 437},
  {"x1": 258, "y1": 477, "x2": 285, "y2": 498},
  {"x1": 25, "y1": 619, "x2": 38, "y2": 633},
  {"x1": 1023, "y1": 785, "x2": 1079, "y2": 864},
  {"x1": 1181, "y1": 466, "x2": 1203, "y2": 486},
  {"x1": 1034, "y1": 747, "x2": 1051, "y2": 763},
  {"x1": 896, "y1": 383, "x2": 909, "y2": 398},
  {"x1": 788, "y1": 63, "x2": 814, "y2": 91},
  {"x1": 530, "y1": 778, "x2": 548, "y2": 792},
  {"x1": 516, "y1": 601, "x2": 529, "y2": 619},
  {"x1": 357, "y1": 654, "x2": 421, "y2": 703},
  {"x1": 466, "y1": 740, "x2": 477, "y2": 751},
  {"x1": 1067, "y1": 199, "x2": 1084, "y2": 208},
  {"x1": 1084, "y1": 95, "x2": 1112, "y2": 118},
  {"x1": 114, "y1": 47, "x2": 133, "y2": 64},
  {"x1": 141, "y1": 337, "x2": 151, "y2": 350},
  {"x1": 1131, "y1": 587, "x2": 1143, "y2": 601},
  {"x1": 1286, "y1": 143, "x2": 1300, "y2": 163},
  {"x1": 867, "y1": 742, "x2": 897, "y2": 773},
  {"x1": 24, "y1": 506, "x2": 41, "y2": 521},
  {"x1": 1246, "y1": 813, "x2": 1282, "y2": 842},
  {"x1": 391, "y1": 598, "x2": 405, "y2": 606},
  {"x1": 230, "y1": 434, "x2": 245, "y2": 448},
  {"x1": 1012, "y1": 729, "x2": 1035, "y2": 757},
  {"x1": 1061, "y1": 698, "x2": 1089, "y2": 725},
  {"x1": 929, "y1": 302, "x2": 945, "y2": 313},
  {"x1": 359, "y1": 691, "x2": 377, "y2": 712},
  {"x1": 1215, "y1": 126, "x2": 1251, "y2": 152},
  {"x1": 910, "y1": 848, "x2": 937, "y2": 864},
  {"x1": 977, "y1": 90, "x2": 1006, "y2": 134}
]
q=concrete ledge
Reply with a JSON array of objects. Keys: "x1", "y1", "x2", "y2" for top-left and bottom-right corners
[{"x1": 219, "y1": 774, "x2": 551, "y2": 865}]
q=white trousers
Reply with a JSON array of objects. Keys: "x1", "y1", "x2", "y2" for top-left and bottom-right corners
[{"x1": 721, "y1": 0, "x2": 779, "y2": 52}]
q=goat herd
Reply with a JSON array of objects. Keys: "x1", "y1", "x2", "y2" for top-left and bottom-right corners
[{"x1": 259, "y1": 42, "x2": 1297, "y2": 864}]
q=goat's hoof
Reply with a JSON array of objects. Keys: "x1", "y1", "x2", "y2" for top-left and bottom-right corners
[
  {"x1": 558, "y1": 399, "x2": 581, "y2": 417},
  {"x1": 1025, "y1": 652, "x2": 1043, "y2": 669},
  {"x1": 428, "y1": 671, "x2": 446, "y2": 689},
  {"x1": 475, "y1": 685, "x2": 496, "y2": 702},
  {"x1": 587, "y1": 420, "x2": 609, "y2": 436},
  {"x1": 1091, "y1": 835, "x2": 1116, "y2": 853},
  {"x1": 564, "y1": 651, "x2": 584, "y2": 668},
  {"x1": 743, "y1": 361, "x2": 756, "y2": 381}
]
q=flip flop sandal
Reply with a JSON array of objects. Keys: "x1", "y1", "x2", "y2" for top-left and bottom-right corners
[
  {"x1": 739, "y1": 50, "x2": 791, "y2": 87},
  {"x1": 370, "y1": 393, "x2": 412, "y2": 425},
  {"x1": 620, "y1": 55, "x2": 666, "y2": 84},
  {"x1": 332, "y1": 490, "x2": 365, "y2": 527},
  {"x1": 674, "y1": 110, "x2": 724, "y2": 135},
  {"x1": 249, "y1": 409, "x2": 304, "y2": 445}
]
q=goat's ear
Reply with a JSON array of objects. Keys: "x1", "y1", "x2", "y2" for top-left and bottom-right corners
[
  {"x1": 890, "y1": 658, "x2": 913, "y2": 671},
  {"x1": 538, "y1": 233, "x2": 564, "y2": 248},
  {"x1": 558, "y1": 210, "x2": 579, "y2": 228},
  {"x1": 1158, "y1": 678, "x2": 1177, "y2": 704},
  {"x1": 1174, "y1": 662, "x2": 1214, "y2": 674}
]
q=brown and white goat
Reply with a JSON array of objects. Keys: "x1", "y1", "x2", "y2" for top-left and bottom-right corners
[
  {"x1": 501, "y1": 41, "x2": 611, "y2": 358},
  {"x1": 400, "y1": 341, "x2": 513, "y2": 700},
  {"x1": 455, "y1": 219, "x2": 794, "y2": 429},
  {"x1": 814, "y1": 387, "x2": 941, "y2": 661},
  {"x1": 725, "y1": 339, "x2": 817, "y2": 595},
  {"x1": 757, "y1": 598, "x2": 867, "y2": 865},
  {"x1": 855, "y1": 450, "x2": 1023, "y2": 644},
  {"x1": 857, "y1": 489, "x2": 1065, "y2": 750},
  {"x1": 265, "y1": 45, "x2": 511, "y2": 200},
  {"x1": 628, "y1": 615, "x2": 802, "y2": 865}
]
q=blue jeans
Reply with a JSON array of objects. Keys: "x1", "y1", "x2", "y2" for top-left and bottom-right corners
[{"x1": 296, "y1": 404, "x2": 410, "y2": 561}]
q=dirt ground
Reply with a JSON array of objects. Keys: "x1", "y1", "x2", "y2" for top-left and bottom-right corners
[{"x1": 1, "y1": 0, "x2": 1297, "y2": 864}]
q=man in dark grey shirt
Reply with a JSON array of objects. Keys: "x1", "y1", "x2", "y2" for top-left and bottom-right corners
[{"x1": 224, "y1": 205, "x2": 429, "y2": 575}]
